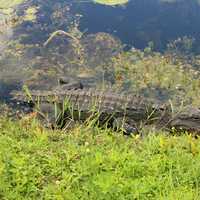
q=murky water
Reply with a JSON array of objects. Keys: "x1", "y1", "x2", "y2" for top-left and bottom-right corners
[
  {"x1": 1, "y1": 0, "x2": 200, "y2": 101},
  {"x1": 77, "y1": 0, "x2": 200, "y2": 50}
]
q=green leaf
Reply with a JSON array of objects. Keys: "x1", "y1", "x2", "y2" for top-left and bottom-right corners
[{"x1": 93, "y1": 0, "x2": 129, "y2": 6}]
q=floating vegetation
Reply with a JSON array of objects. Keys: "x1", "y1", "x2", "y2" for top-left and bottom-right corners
[
  {"x1": 93, "y1": 0, "x2": 129, "y2": 6},
  {"x1": 23, "y1": 6, "x2": 38, "y2": 22},
  {"x1": 0, "y1": 0, "x2": 25, "y2": 9}
]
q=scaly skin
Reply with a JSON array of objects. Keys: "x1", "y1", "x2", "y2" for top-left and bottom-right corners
[
  {"x1": 12, "y1": 87, "x2": 200, "y2": 135},
  {"x1": 11, "y1": 88, "x2": 169, "y2": 134},
  {"x1": 11, "y1": 88, "x2": 167, "y2": 120},
  {"x1": 169, "y1": 107, "x2": 200, "y2": 134}
]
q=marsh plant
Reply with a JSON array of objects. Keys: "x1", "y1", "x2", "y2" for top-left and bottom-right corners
[{"x1": 111, "y1": 46, "x2": 200, "y2": 107}]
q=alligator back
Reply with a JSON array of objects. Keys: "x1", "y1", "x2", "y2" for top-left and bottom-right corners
[{"x1": 11, "y1": 88, "x2": 167, "y2": 122}]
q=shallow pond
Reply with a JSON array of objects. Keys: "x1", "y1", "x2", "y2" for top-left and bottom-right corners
[{"x1": 1, "y1": 0, "x2": 200, "y2": 101}]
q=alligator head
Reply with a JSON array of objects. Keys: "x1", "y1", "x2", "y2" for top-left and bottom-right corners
[{"x1": 169, "y1": 107, "x2": 200, "y2": 134}]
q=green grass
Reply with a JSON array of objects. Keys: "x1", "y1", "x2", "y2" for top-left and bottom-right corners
[{"x1": 0, "y1": 117, "x2": 200, "y2": 199}]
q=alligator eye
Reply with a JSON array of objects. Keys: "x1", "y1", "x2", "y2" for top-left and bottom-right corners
[{"x1": 193, "y1": 117, "x2": 200, "y2": 120}]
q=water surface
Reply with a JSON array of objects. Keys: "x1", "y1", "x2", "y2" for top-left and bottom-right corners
[
  {"x1": 76, "y1": 0, "x2": 200, "y2": 50},
  {"x1": 1, "y1": 0, "x2": 200, "y2": 101}
]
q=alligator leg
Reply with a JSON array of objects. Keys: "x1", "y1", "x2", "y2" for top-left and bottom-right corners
[
  {"x1": 168, "y1": 107, "x2": 200, "y2": 134},
  {"x1": 112, "y1": 117, "x2": 139, "y2": 135}
]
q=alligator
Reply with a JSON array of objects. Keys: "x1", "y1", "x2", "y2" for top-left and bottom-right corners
[
  {"x1": 11, "y1": 83, "x2": 171, "y2": 134},
  {"x1": 169, "y1": 106, "x2": 200, "y2": 135},
  {"x1": 11, "y1": 81, "x2": 200, "y2": 135}
]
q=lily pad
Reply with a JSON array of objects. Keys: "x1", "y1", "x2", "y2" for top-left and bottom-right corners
[
  {"x1": 0, "y1": 0, "x2": 25, "y2": 9},
  {"x1": 93, "y1": 0, "x2": 129, "y2": 6}
]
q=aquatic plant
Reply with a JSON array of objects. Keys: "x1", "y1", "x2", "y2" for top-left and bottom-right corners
[
  {"x1": 0, "y1": 0, "x2": 25, "y2": 9},
  {"x1": 93, "y1": 0, "x2": 129, "y2": 6},
  {"x1": 112, "y1": 48, "x2": 200, "y2": 107}
]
